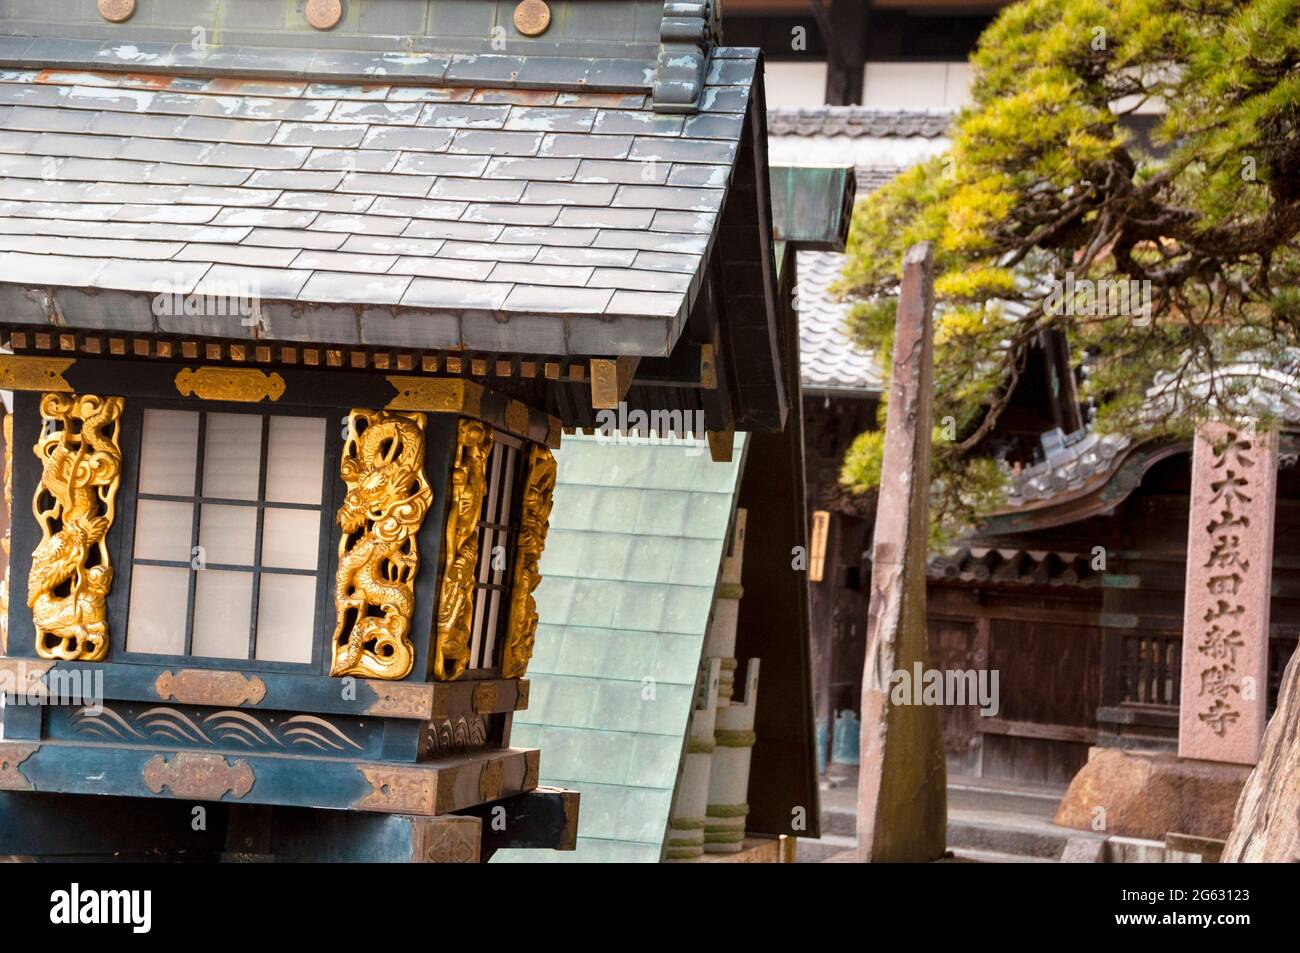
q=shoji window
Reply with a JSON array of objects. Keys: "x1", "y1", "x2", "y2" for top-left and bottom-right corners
[
  {"x1": 467, "y1": 432, "x2": 525, "y2": 671},
  {"x1": 124, "y1": 408, "x2": 330, "y2": 666}
]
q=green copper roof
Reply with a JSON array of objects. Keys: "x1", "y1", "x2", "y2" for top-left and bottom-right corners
[{"x1": 493, "y1": 432, "x2": 745, "y2": 863}]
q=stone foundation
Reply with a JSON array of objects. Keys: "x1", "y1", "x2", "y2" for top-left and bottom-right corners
[{"x1": 1055, "y1": 747, "x2": 1250, "y2": 841}]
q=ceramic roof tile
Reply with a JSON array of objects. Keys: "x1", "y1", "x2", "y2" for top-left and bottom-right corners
[
  {"x1": 0, "y1": 55, "x2": 758, "y2": 353},
  {"x1": 796, "y1": 250, "x2": 882, "y2": 394},
  {"x1": 767, "y1": 107, "x2": 952, "y2": 139}
]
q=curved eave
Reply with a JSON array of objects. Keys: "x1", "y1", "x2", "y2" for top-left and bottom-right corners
[{"x1": 982, "y1": 428, "x2": 1300, "y2": 535}]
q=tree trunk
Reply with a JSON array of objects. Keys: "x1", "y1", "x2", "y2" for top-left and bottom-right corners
[{"x1": 1222, "y1": 648, "x2": 1300, "y2": 861}]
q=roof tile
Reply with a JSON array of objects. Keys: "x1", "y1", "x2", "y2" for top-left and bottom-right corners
[
  {"x1": 503, "y1": 284, "x2": 613, "y2": 314},
  {"x1": 462, "y1": 203, "x2": 560, "y2": 226},
  {"x1": 174, "y1": 243, "x2": 301, "y2": 268},
  {"x1": 274, "y1": 191, "x2": 375, "y2": 213},
  {"x1": 309, "y1": 212, "x2": 409, "y2": 234},
  {"x1": 300, "y1": 270, "x2": 411, "y2": 305},
  {"x1": 540, "y1": 132, "x2": 632, "y2": 159},
  {"x1": 448, "y1": 128, "x2": 543, "y2": 156},
  {"x1": 271, "y1": 122, "x2": 368, "y2": 148},
  {"x1": 401, "y1": 277, "x2": 512, "y2": 310},
  {"x1": 482, "y1": 156, "x2": 579, "y2": 180},
  {"x1": 504, "y1": 106, "x2": 598, "y2": 133},
  {"x1": 489, "y1": 262, "x2": 594, "y2": 287},
  {"x1": 358, "y1": 126, "x2": 453, "y2": 152},
  {"x1": 418, "y1": 103, "x2": 510, "y2": 128}
]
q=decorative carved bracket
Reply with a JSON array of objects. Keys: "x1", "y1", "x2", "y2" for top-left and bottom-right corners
[
  {"x1": 433, "y1": 419, "x2": 493, "y2": 681},
  {"x1": 331, "y1": 410, "x2": 434, "y2": 680},
  {"x1": 653, "y1": 1, "x2": 721, "y2": 113},
  {"x1": 30, "y1": 393, "x2": 123, "y2": 661},
  {"x1": 502, "y1": 444, "x2": 557, "y2": 678}
]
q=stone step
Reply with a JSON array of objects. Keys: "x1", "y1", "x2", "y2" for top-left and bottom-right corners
[
  {"x1": 950, "y1": 847, "x2": 1057, "y2": 864},
  {"x1": 946, "y1": 810, "x2": 1072, "y2": 859},
  {"x1": 821, "y1": 804, "x2": 857, "y2": 838},
  {"x1": 819, "y1": 777, "x2": 1065, "y2": 838},
  {"x1": 796, "y1": 832, "x2": 857, "y2": 863},
  {"x1": 947, "y1": 780, "x2": 1064, "y2": 819}
]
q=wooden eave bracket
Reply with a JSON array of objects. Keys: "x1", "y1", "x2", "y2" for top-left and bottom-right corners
[{"x1": 589, "y1": 356, "x2": 640, "y2": 410}]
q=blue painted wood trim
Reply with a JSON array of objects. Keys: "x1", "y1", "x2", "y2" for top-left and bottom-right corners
[{"x1": 0, "y1": 740, "x2": 540, "y2": 815}]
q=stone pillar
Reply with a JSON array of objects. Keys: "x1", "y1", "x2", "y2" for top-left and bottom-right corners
[
  {"x1": 1178, "y1": 422, "x2": 1277, "y2": 765},
  {"x1": 855, "y1": 242, "x2": 947, "y2": 862},
  {"x1": 665, "y1": 658, "x2": 721, "y2": 861},
  {"x1": 704, "y1": 659, "x2": 760, "y2": 852}
]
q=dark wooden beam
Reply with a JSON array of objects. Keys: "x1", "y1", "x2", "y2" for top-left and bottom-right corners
[{"x1": 810, "y1": 0, "x2": 868, "y2": 105}]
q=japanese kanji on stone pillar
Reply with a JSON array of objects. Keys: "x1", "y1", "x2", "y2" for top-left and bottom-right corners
[{"x1": 1178, "y1": 422, "x2": 1279, "y2": 765}]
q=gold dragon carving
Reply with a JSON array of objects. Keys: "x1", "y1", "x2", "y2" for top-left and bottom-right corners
[
  {"x1": 502, "y1": 444, "x2": 557, "y2": 679},
  {"x1": 330, "y1": 409, "x2": 434, "y2": 680},
  {"x1": 29, "y1": 394, "x2": 124, "y2": 661},
  {"x1": 432, "y1": 419, "x2": 493, "y2": 681}
]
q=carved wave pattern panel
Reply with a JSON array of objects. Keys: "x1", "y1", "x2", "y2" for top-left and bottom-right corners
[{"x1": 62, "y1": 704, "x2": 379, "y2": 758}]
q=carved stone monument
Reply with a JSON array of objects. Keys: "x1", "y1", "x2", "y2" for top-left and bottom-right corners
[
  {"x1": 856, "y1": 243, "x2": 947, "y2": 862},
  {"x1": 1178, "y1": 422, "x2": 1278, "y2": 765}
]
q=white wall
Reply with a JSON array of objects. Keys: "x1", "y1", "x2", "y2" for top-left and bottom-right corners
[
  {"x1": 764, "y1": 61, "x2": 830, "y2": 108},
  {"x1": 862, "y1": 62, "x2": 973, "y2": 109},
  {"x1": 763, "y1": 60, "x2": 974, "y2": 109}
]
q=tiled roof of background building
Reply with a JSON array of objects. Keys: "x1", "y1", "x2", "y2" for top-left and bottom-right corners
[
  {"x1": 0, "y1": 53, "x2": 759, "y2": 355},
  {"x1": 797, "y1": 249, "x2": 881, "y2": 394},
  {"x1": 767, "y1": 107, "x2": 952, "y2": 139},
  {"x1": 772, "y1": 108, "x2": 955, "y2": 397}
]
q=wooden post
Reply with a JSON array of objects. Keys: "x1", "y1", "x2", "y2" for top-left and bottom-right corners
[{"x1": 855, "y1": 243, "x2": 947, "y2": 862}]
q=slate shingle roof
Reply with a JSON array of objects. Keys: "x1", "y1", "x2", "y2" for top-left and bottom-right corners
[{"x1": 0, "y1": 54, "x2": 759, "y2": 356}]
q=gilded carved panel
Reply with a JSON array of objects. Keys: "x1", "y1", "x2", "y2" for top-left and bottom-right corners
[
  {"x1": 502, "y1": 444, "x2": 557, "y2": 678},
  {"x1": 330, "y1": 409, "x2": 434, "y2": 680},
  {"x1": 30, "y1": 394, "x2": 123, "y2": 661},
  {"x1": 433, "y1": 419, "x2": 492, "y2": 681}
]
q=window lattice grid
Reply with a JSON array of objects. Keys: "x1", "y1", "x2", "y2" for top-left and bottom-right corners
[
  {"x1": 468, "y1": 434, "x2": 524, "y2": 671},
  {"x1": 124, "y1": 408, "x2": 327, "y2": 665}
]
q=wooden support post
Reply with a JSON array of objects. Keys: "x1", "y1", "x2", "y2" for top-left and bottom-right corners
[{"x1": 855, "y1": 242, "x2": 947, "y2": 862}]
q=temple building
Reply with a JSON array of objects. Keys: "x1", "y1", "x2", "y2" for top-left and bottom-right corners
[{"x1": 0, "y1": 0, "x2": 809, "y2": 862}]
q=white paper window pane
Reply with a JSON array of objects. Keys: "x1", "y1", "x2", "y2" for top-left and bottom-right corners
[
  {"x1": 202, "y1": 413, "x2": 262, "y2": 500},
  {"x1": 133, "y1": 500, "x2": 193, "y2": 562},
  {"x1": 126, "y1": 565, "x2": 188, "y2": 654},
  {"x1": 265, "y1": 416, "x2": 326, "y2": 505},
  {"x1": 138, "y1": 410, "x2": 198, "y2": 496},
  {"x1": 261, "y1": 507, "x2": 320, "y2": 571},
  {"x1": 255, "y1": 573, "x2": 316, "y2": 663},
  {"x1": 198, "y1": 504, "x2": 257, "y2": 567},
  {"x1": 191, "y1": 570, "x2": 254, "y2": 660}
]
